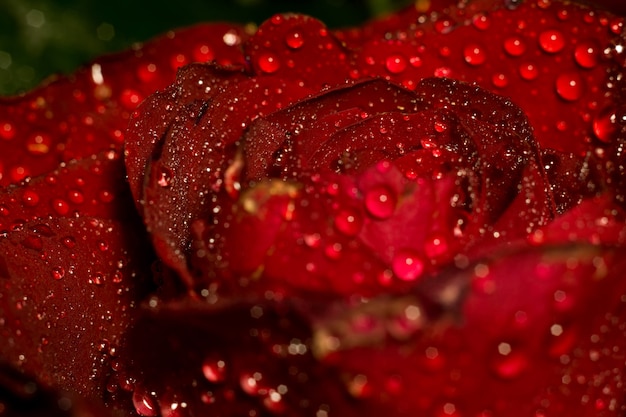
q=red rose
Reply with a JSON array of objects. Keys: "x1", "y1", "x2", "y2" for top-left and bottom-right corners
[{"x1": 1, "y1": 1, "x2": 626, "y2": 416}]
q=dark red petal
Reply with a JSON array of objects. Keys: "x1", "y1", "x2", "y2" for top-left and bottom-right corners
[
  {"x1": 312, "y1": 244, "x2": 626, "y2": 416},
  {"x1": 245, "y1": 14, "x2": 352, "y2": 87},
  {"x1": 140, "y1": 76, "x2": 313, "y2": 283},
  {"x1": 0, "y1": 23, "x2": 248, "y2": 187},
  {"x1": 116, "y1": 297, "x2": 365, "y2": 417},
  {"x1": 0, "y1": 217, "x2": 153, "y2": 398},
  {"x1": 349, "y1": 0, "x2": 625, "y2": 158},
  {"x1": 0, "y1": 362, "x2": 111, "y2": 417},
  {"x1": 0, "y1": 150, "x2": 135, "y2": 233},
  {"x1": 124, "y1": 63, "x2": 248, "y2": 211},
  {"x1": 242, "y1": 78, "x2": 420, "y2": 181}
]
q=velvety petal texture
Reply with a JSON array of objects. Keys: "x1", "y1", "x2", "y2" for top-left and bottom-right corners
[{"x1": 0, "y1": 1, "x2": 625, "y2": 416}]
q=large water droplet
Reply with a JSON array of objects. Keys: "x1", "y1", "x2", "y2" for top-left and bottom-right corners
[
  {"x1": 22, "y1": 190, "x2": 40, "y2": 207},
  {"x1": 132, "y1": 387, "x2": 159, "y2": 416},
  {"x1": 157, "y1": 166, "x2": 173, "y2": 188},
  {"x1": 503, "y1": 36, "x2": 526, "y2": 56},
  {"x1": 258, "y1": 53, "x2": 281, "y2": 74},
  {"x1": 538, "y1": 29, "x2": 565, "y2": 54},
  {"x1": 463, "y1": 44, "x2": 486, "y2": 66},
  {"x1": 392, "y1": 249, "x2": 424, "y2": 281},
  {"x1": 51, "y1": 266, "x2": 65, "y2": 280},
  {"x1": 364, "y1": 185, "x2": 397, "y2": 219},
  {"x1": 385, "y1": 54, "x2": 407, "y2": 74},
  {"x1": 334, "y1": 208, "x2": 362, "y2": 236},
  {"x1": 574, "y1": 41, "x2": 599, "y2": 68},
  {"x1": 592, "y1": 108, "x2": 618, "y2": 143},
  {"x1": 285, "y1": 30, "x2": 304, "y2": 49},
  {"x1": 555, "y1": 73, "x2": 583, "y2": 101},
  {"x1": 519, "y1": 63, "x2": 539, "y2": 80}
]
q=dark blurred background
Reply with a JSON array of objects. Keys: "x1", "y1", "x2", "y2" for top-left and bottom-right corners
[{"x1": 0, "y1": 0, "x2": 414, "y2": 96}]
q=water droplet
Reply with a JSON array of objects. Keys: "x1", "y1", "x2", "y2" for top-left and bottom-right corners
[
  {"x1": 392, "y1": 249, "x2": 424, "y2": 281},
  {"x1": 202, "y1": 358, "x2": 227, "y2": 383},
  {"x1": 555, "y1": 73, "x2": 583, "y2": 101},
  {"x1": 385, "y1": 54, "x2": 407, "y2": 74},
  {"x1": 90, "y1": 272, "x2": 105, "y2": 286},
  {"x1": 503, "y1": 36, "x2": 526, "y2": 56},
  {"x1": 52, "y1": 199, "x2": 70, "y2": 215},
  {"x1": 0, "y1": 122, "x2": 16, "y2": 141},
  {"x1": 538, "y1": 29, "x2": 565, "y2": 54},
  {"x1": 132, "y1": 387, "x2": 159, "y2": 416},
  {"x1": 51, "y1": 266, "x2": 65, "y2": 280},
  {"x1": 519, "y1": 63, "x2": 539, "y2": 80},
  {"x1": 26, "y1": 133, "x2": 51, "y2": 155},
  {"x1": 491, "y1": 342, "x2": 528, "y2": 379},
  {"x1": 472, "y1": 13, "x2": 490, "y2": 30},
  {"x1": 364, "y1": 185, "x2": 397, "y2": 219},
  {"x1": 258, "y1": 53, "x2": 281, "y2": 74},
  {"x1": 334, "y1": 208, "x2": 362, "y2": 236},
  {"x1": 157, "y1": 167, "x2": 173, "y2": 188},
  {"x1": 574, "y1": 41, "x2": 599, "y2": 68},
  {"x1": 263, "y1": 389, "x2": 287, "y2": 414},
  {"x1": 434, "y1": 18, "x2": 453, "y2": 34},
  {"x1": 22, "y1": 190, "x2": 39, "y2": 207},
  {"x1": 592, "y1": 108, "x2": 618, "y2": 143},
  {"x1": 492, "y1": 72, "x2": 509, "y2": 88},
  {"x1": 67, "y1": 190, "x2": 84, "y2": 205},
  {"x1": 285, "y1": 30, "x2": 304, "y2": 49},
  {"x1": 0, "y1": 205, "x2": 9, "y2": 216},
  {"x1": 463, "y1": 44, "x2": 486, "y2": 66}
]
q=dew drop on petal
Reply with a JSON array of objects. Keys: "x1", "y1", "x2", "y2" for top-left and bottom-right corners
[
  {"x1": 22, "y1": 190, "x2": 40, "y2": 207},
  {"x1": 285, "y1": 30, "x2": 304, "y2": 49},
  {"x1": 385, "y1": 54, "x2": 407, "y2": 74},
  {"x1": 132, "y1": 387, "x2": 159, "y2": 417},
  {"x1": 157, "y1": 167, "x2": 173, "y2": 188},
  {"x1": 592, "y1": 108, "x2": 618, "y2": 143},
  {"x1": 51, "y1": 266, "x2": 65, "y2": 280},
  {"x1": 258, "y1": 53, "x2": 281, "y2": 74},
  {"x1": 538, "y1": 29, "x2": 565, "y2": 54},
  {"x1": 392, "y1": 249, "x2": 424, "y2": 281},
  {"x1": 52, "y1": 199, "x2": 70, "y2": 215},
  {"x1": 492, "y1": 73, "x2": 509, "y2": 88},
  {"x1": 463, "y1": 44, "x2": 486, "y2": 66},
  {"x1": 519, "y1": 63, "x2": 539, "y2": 80},
  {"x1": 334, "y1": 208, "x2": 362, "y2": 236},
  {"x1": 574, "y1": 42, "x2": 599, "y2": 68},
  {"x1": 364, "y1": 185, "x2": 397, "y2": 219},
  {"x1": 503, "y1": 36, "x2": 526, "y2": 56},
  {"x1": 555, "y1": 73, "x2": 583, "y2": 101},
  {"x1": 472, "y1": 13, "x2": 490, "y2": 30}
]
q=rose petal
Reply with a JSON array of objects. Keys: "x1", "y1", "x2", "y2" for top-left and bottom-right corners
[{"x1": 0, "y1": 217, "x2": 153, "y2": 398}]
